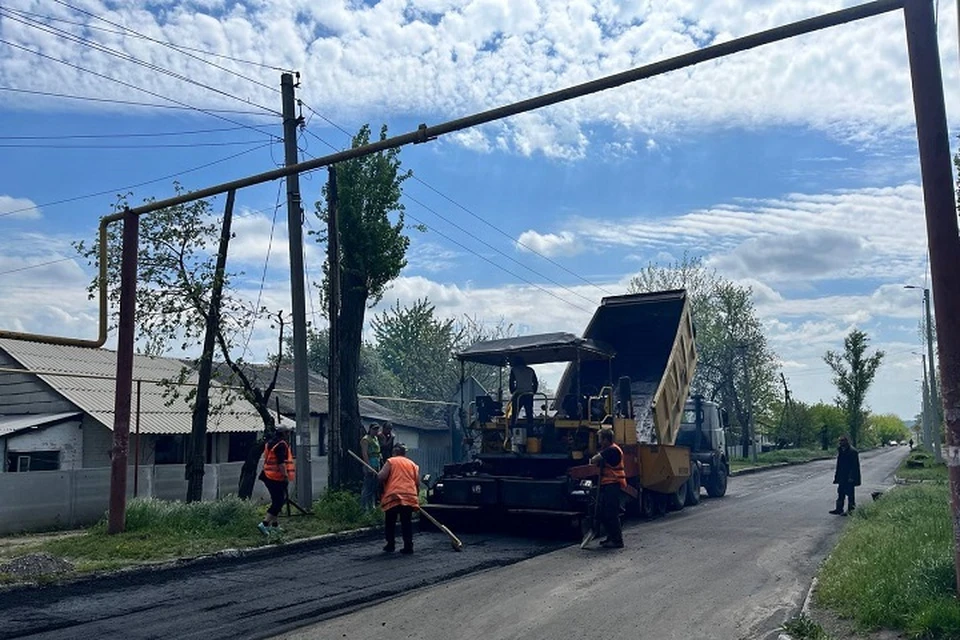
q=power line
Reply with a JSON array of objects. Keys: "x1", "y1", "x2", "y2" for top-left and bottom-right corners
[
  {"x1": 0, "y1": 141, "x2": 275, "y2": 218},
  {"x1": 241, "y1": 178, "x2": 285, "y2": 360},
  {"x1": 8, "y1": 5, "x2": 291, "y2": 75},
  {"x1": 296, "y1": 107, "x2": 614, "y2": 297},
  {"x1": 0, "y1": 257, "x2": 74, "y2": 277},
  {"x1": 0, "y1": 86, "x2": 279, "y2": 116},
  {"x1": 0, "y1": 139, "x2": 274, "y2": 149},
  {"x1": 4, "y1": 7, "x2": 291, "y2": 72},
  {"x1": 0, "y1": 125, "x2": 262, "y2": 140},
  {"x1": 0, "y1": 38, "x2": 278, "y2": 139},
  {"x1": 0, "y1": 9, "x2": 280, "y2": 116}
]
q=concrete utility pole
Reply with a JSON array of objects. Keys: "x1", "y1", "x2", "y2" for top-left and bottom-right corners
[
  {"x1": 903, "y1": 0, "x2": 960, "y2": 597},
  {"x1": 281, "y1": 72, "x2": 313, "y2": 506},
  {"x1": 924, "y1": 289, "x2": 943, "y2": 462},
  {"x1": 327, "y1": 166, "x2": 342, "y2": 489},
  {"x1": 186, "y1": 189, "x2": 236, "y2": 502},
  {"x1": 921, "y1": 354, "x2": 932, "y2": 452}
]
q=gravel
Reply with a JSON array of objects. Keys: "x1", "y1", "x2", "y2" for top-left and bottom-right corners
[{"x1": 0, "y1": 553, "x2": 74, "y2": 579}]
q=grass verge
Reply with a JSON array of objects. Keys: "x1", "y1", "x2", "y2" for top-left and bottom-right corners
[
  {"x1": 815, "y1": 484, "x2": 960, "y2": 639},
  {"x1": 0, "y1": 491, "x2": 381, "y2": 580},
  {"x1": 896, "y1": 450, "x2": 949, "y2": 483},
  {"x1": 729, "y1": 448, "x2": 833, "y2": 471}
]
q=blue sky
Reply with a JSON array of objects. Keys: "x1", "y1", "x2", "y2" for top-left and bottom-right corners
[{"x1": 1, "y1": 0, "x2": 958, "y2": 420}]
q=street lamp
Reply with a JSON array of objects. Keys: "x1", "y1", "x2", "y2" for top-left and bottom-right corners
[
  {"x1": 905, "y1": 285, "x2": 942, "y2": 461},
  {"x1": 912, "y1": 352, "x2": 932, "y2": 452}
]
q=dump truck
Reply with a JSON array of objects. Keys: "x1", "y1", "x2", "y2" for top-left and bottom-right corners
[{"x1": 426, "y1": 289, "x2": 729, "y2": 529}]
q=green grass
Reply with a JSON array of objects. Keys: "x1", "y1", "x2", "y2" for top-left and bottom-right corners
[
  {"x1": 729, "y1": 448, "x2": 833, "y2": 471},
  {"x1": 3, "y1": 492, "x2": 382, "y2": 578},
  {"x1": 781, "y1": 614, "x2": 834, "y2": 640},
  {"x1": 897, "y1": 450, "x2": 949, "y2": 483},
  {"x1": 815, "y1": 484, "x2": 960, "y2": 639}
]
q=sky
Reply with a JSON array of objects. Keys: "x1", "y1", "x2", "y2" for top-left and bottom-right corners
[{"x1": 1, "y1": 0, "x2": 958, "y2": 421}]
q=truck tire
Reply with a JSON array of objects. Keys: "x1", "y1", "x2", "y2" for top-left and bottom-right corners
[
  {"x1": 684, "y1": 464, "x2": 701, "y2": 506},
  {"x1": 667, "y1": 483, "x2": 685, "y2": 511},
  {"x1": 706, "y1": 462, "x2": 728, "y2": 498},
  {"x1": 639, "y1": 489, "x2": 656, "y2": 519}
]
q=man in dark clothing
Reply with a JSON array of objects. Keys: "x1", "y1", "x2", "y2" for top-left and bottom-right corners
[
  {"x1": 589, "y1": 428, "x2": 626, "y2": 549},
  {"x1": 829, "y1": 435, "x2": 861, "y2": 516},
  {"x1": 509, "y1": 357, "x2": 538, "y2": 428},
  {"x1": 379, "y1": 423, "x2": 396, "y2": 463}
]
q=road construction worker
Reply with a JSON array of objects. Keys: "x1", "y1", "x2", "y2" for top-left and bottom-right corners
[
  {"x1": 829, "y1": 435, "x2": 861, "y2": 516},
  {"x1": 377, "y1": 443, "x2": 420, "y2": 554},
  {"x1": 590, "y1": 428, "x2": 626, "y2": 548},
  {"x1": 258, "y1": 424, "x2": 295, "y2": 534},
  {"x1": 509, "y1": 356, "x2": 538, "y2": 427},
  {"x1": 360, "y1": 424, "x2": 382, "y2": 510}
]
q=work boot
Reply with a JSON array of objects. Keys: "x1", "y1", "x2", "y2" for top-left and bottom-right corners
[
  {"x1": 258, "y1": 522, "x2": 270, "y2": 535},
  {"x1": 600, "y1": 540, "x2": 624, "y2": 549},
  {"x1": 400, "y1": 546, "x2": 414, "y2": 555},
  {"x1": 382, "y1": 543, "x2": 395, "y2": 553},
  {"x1": 828, "y1": 509, "x2": 844, "y2": 515}
]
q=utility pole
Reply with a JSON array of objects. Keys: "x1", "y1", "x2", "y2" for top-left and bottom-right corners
[
  {"x1": 904, "y1": 0, "x2": 960, "y2": 597},
  {"x1": 737, "y1": 344, "x2": 757, "y2": 463},
  {"x1": 107, "y1": 207, "x2": 138, "y2": 534},
  {"x1": 327, "y1": 166, "x2": 342, "y2": 489},
  {"x1": 186, "y1": 189, "x2": 236, "y2": 502},
  {"x1": 281, "y1": 72, "x2": 312, "y2": 506},
  {"x1": 923, "y1": 288, "x2": 942, "y2": 462},
  {"x1": 921, "y1": 353, "x2": 932, "y2": 452}
]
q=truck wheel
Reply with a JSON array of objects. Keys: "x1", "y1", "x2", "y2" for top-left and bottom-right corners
[
  {"x1": 684, "y1": 464, "x2": 701, "y2": 506},
  {"x1": 639, "y1": 490, "x2": 656, "y2": 519},
  {"x1": 706, "y1": 463, "x2": 728, "y2": 498},
  {"x1": 667, "y1": 483, "x2": 685, "y2": 511}
]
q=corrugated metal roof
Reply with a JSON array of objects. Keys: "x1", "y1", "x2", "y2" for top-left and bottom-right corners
[
  {"x1": 0, "y1": 412, "x2": 82, "y2": 437},
  {"x1": 0, "y1": 339, "x2": 265, "y2": 434}
]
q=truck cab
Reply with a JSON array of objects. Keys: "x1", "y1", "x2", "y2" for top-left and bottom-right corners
[{"x1": 676, "y1": 396, "x2": 729, "y2": 497}]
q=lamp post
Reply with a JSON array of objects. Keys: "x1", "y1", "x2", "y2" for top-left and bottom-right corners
[
  {"x1": 913, "y1": 352, "x2": 931, "y2": 452},
  {"x1": 905, "y1": 285, "x2": 942, "y2": 461}
]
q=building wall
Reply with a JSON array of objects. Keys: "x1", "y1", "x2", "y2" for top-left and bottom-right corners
[
  {"x1": 4, "y1": 418, "x2": 84, "y2": 470},
  {"x1": 81, "y1": 418, "x2": 114, "y2": 468},
  {"x1": 0, "y1": 351, "x2": 77, "y2": 415}
]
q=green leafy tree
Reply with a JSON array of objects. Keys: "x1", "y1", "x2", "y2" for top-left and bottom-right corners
[
  {"x1": 869, "y1": 413, "x2": 910, "y2": 445},
  {"x1": 74, "y1": 186, "x2": 284, "y2": 501},
  {"x1": 629, "y1": 255, "x2": 780, "y2": 455},
  {"x1": 299, "y1": 328, "x2": 401, "y2": 398},
  {"x1": 808, "y1": 402, "x2": 848, "y2": 450},
  {"x1": 313, "y1": 124, "x2": 412, "y2": 491},
  {"x1": 824, "y1": 329, "x2": 884, "y2": 448}
]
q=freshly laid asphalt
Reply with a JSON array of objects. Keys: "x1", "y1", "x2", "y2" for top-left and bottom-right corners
[{"x1": 0, "y1": 446, "x2": 908, "y2": 640}]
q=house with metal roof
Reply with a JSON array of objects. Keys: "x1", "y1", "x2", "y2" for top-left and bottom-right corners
[{"x1": 0, "y1": 338, "x2": 264, "y2": 473}]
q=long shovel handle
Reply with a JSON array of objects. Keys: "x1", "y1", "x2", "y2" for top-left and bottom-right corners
[{"x1": 347, "y1": 449, "x2": 464, "y2": 551}]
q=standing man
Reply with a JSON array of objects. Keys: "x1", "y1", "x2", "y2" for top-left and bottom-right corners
[
  {"x1": 509, "y1": 356, "x2": 538, "y2": 427},
  {"x1": 589, "y1": 428, "x2": 626, "y2": 549},
  {"x1": 380, "y1": 423, "x2": 396, "y2": 464},
  {"x1": 377, "y1": 443, "x2": 420, "y2": 554},
  {"x1": 829, "y1": 435, "x2": 861, "y2": 516},
  {"x1": 258, "y1": 424, "x2": 295, "y2": 534},
  {"x1": 360, "y1": 424, "x2": 382, "y2": 511}
]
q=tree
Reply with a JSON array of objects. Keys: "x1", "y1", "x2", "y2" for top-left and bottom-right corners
[
  {"x1": 808, "y1": 402, "x2": 848, "y2": 450},
  {"x1": 628, "y1": 255, "x2": 780, "y2": 455},
  {"x1": 300, "y1": 328, "x2": 401, "y2": 398},
  {"x1": 824, "y1": 329, "x2": 884, "y2": 448},
  {"x1": 74, "y1": 186, "x2": 284, "y2": 501},
  {"x1": 313, "y1": 124, "x2": 412, "y2": 491},
  {"x1": 868, "y1": 413, "x2": 910, "y2": 445}
]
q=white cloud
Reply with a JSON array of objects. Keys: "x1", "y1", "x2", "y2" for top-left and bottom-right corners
[
  {"x1": 2, "y1": 1, "x2": 956, "y2": 156},
  {"x1": 0, "y1": 195, "x2": 41, "y2": 219},
  {"x1": 516, "y1": 229, "x2": 580, "y2": 256}
]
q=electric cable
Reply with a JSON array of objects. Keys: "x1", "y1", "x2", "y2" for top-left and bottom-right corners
[
  {"x1": 0, "y1": 125, "x2": 265, "y2": 140},
  {"x1": 0, "y1": 86, "x2": 278, "y2": 116},
  {"x1": 0, "y1": 257, "x2": 74, "y2": 277}
]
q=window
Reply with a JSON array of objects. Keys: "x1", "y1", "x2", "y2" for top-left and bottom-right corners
[
  {"x1": 228, "y1": 433, "x2": 258, "y2": 462},
  {"x1": 7, "y1": 450, "x2": 60, "y2": 472},
  {"x1": 154, "y1": 435, "x2": 185, "y2": 464}
]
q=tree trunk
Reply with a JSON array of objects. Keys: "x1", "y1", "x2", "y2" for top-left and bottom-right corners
[
  {"x1": 336, "y1": 276, "x2": 366, "y2": 491},
  {"x1": 238, "y1": 438, "x2": 265, "y2": 499}
]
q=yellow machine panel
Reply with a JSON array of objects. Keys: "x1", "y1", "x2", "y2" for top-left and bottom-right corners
[{"x1": 638, "y1": 444, "x2": 691, "y2": 494}]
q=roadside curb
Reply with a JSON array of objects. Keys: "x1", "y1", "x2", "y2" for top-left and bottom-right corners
[
  {"x1": 0, "y1": 524, "x2": 382, "y2": 593},
  {"x1": 730, "y1": 456, "x2": 834, "y2": 477}
]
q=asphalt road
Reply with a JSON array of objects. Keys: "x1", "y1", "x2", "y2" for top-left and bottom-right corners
[
  {"x1": 278, "y1": 446, "x2": 909, "y2": 640},
  {"x1": 0, "y1": 447, "x2": 907, "y2": 640}
]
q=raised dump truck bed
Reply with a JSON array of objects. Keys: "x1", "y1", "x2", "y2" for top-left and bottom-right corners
[{"x1": 427, "y1": 289, "x2": 710, "y2": 526}]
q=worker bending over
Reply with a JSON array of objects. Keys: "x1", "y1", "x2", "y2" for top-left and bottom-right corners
[
  {"x1": 377, "y1": 443, "x2": 420, "y2": 554},
  {"x1": 590, "y1": 428, "x2": 626, "y2": 549}
]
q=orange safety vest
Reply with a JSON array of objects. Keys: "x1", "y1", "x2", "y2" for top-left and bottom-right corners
[
  {"x1": 600, "y1": 443, "x2": 627, "y2": 489},
  {"x1": 381, "y1": 456, "x2": 420, "y2": 512},
  {"x1": 263, "y1": 440, "x2": 296, "y2": 482}
]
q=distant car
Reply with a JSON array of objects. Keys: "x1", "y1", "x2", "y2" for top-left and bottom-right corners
[
  {"x1": 899, "y1": 440, "x2": 908, "y2": 446},
  {"x1": 889, "y1": 440, "x2": 899, "y2": 446}
]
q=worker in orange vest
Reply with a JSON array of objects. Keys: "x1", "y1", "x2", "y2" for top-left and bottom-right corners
[
  {"x1": 377, "y1": 442, "x2": 420, "y2": 554},
  {"x1": 589, "y1": 428, "x2": 626, "y2": 549},
  {"x1": 258, "y1": 424, "x2": 296, "y2": 534}
]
